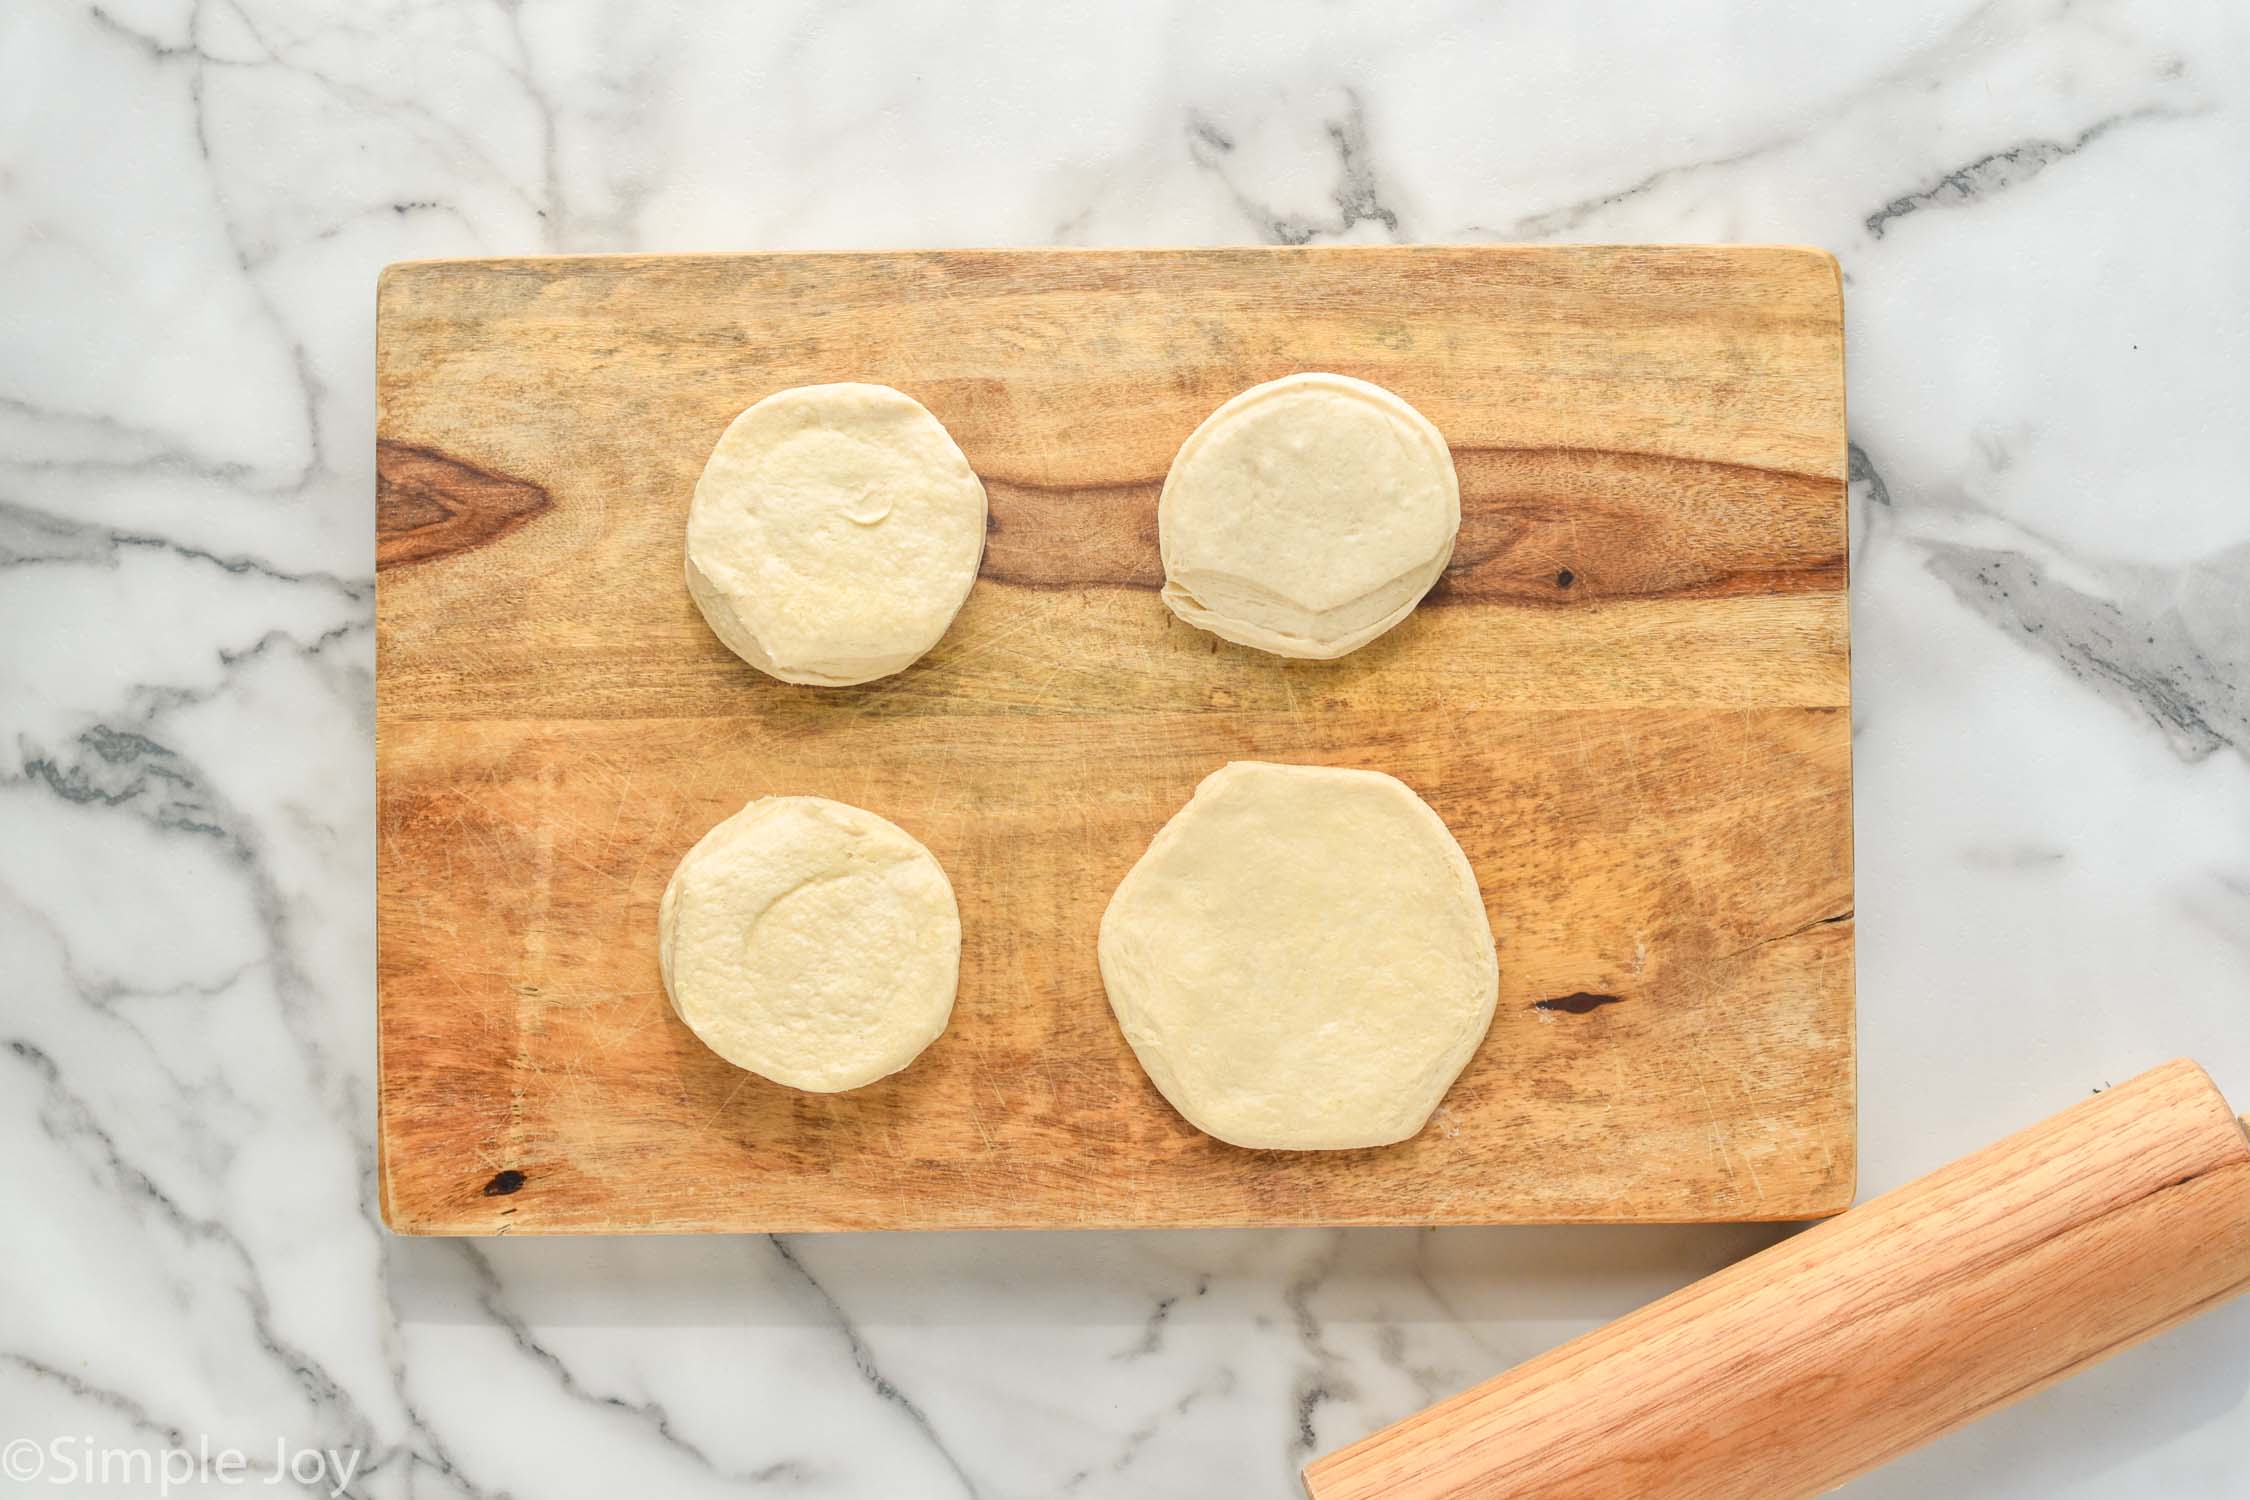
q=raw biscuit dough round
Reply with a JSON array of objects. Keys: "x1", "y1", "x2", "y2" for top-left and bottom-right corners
[
  {"x1": 686, "y1": 383, "x2": 987, "y2": 686},
  {"x1": 1098, "y1": 761, "x2": 1497, "y2": 1150},
  {"x1": 659, "y1": 796, "x2": 960, "y2": 1092},
  {"x1": 1158, "y1": 374, "x2": 1459, "y2": 659}
]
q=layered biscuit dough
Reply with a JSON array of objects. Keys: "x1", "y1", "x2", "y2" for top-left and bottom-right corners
[
  {"x1": 1158, "y1": 374, "x2": 1459, "y2": 659},
  {"x1": 686, "y1": 383, "x2": 986, "y2": 686},
  {"x1": 660, "y1": 796, "x2": 960, "y2": 1091}
]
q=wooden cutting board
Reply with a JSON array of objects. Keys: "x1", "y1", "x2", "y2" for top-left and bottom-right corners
[{"x1": 376, "y1": 245, "x2": 1853, "y2": 1235}]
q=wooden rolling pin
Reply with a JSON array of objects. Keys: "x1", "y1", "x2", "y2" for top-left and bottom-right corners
[{"x1": 1304, "y1": 1059, "x2": 2250, "y2": 1500}]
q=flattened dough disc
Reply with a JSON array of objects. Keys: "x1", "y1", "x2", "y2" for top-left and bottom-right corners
[{"x1": 1099, "y1": 761, "x2": 1498, "y2": 1149}]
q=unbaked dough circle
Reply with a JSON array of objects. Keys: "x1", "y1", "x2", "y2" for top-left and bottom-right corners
[
  {"x1": 1098, "y1": 761, "x2": 1497, "y2": 1150},
  {"x1": 1158, "y1": 374, "x2": 1459, "y2": 659},
  {"x1": 686, "y1": 383, "x2": 987, "y2": 686},
  {"x1": 659, "y1": 796, "x2": 960, "y2": 1091}
]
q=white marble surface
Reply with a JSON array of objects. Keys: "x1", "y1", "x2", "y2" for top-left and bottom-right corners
[{"x1": 4, "y1": 1, "x2": 2248, "y2": 1495}]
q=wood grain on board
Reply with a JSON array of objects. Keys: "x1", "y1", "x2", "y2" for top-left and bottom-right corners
[{"x1": 375, "y1": 246, "x2": 1853, "y2": 1234}]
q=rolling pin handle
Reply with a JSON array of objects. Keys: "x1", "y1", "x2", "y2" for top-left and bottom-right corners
[{"x1": 1304, "y1": 1060, "x2": 2250, "y2": 1500}]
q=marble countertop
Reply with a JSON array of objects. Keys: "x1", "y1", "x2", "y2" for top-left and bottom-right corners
[{"x1": 5, "y1": 1, "x2": 2248, "y2": 1495}]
